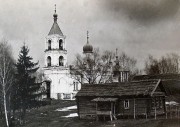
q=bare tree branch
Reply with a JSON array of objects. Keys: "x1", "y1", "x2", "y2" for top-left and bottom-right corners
[{"x1": 144, "y1": 53, "x2": 180, "y2": 75}]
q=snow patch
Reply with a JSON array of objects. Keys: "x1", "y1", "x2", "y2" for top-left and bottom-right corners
[
  {"x1": 55, "y1": 105, "x2": 77, "y2": 111},
  {"x1": 62, "y1": 113, "x2": 78, "y2": 118},
  {"x1": 166, "y1": 101, "x2": 179, "y2": 105}
]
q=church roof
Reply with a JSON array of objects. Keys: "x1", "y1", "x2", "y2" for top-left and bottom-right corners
[
  {"x1": 48, "y1": 22, "x2": 63, "y2": 36},
  {"x1": 48, "y1": 7, "x2": 63, "y2": 36}
]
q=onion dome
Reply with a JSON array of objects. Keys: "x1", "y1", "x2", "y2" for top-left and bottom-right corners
[
  {"x1": 83, "y1": 44, "x2": 93, "y2": 53},
  {"x1": 83, "y1": 31, "x2": 93, "y2": 53}
]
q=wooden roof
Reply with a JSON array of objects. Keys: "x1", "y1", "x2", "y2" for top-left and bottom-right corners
[
  {"x1": 76, "y1": 79, "x2": 163, "y2": 97},
  {"x1": 132, "y1": 74, "x2": 180, "y2": 81},
  {"x1": 132, "y1": 74, "x2": 180, "y2": 95},
  {"x1": 92, "y1": 97, "x2": 118, "y2": 102}
]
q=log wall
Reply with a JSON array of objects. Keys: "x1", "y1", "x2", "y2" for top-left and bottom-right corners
[
  {"x1": 77, "y1": 97, "x2": 96, "y2": 119},
  {"x1": 77, "y1": 96, "x2": 166, "y2": 119},
  {"x1": 118, "y1": 98, "x2": 149, "y2": 117}
]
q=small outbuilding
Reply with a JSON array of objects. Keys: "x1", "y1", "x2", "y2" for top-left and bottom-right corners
[
  {"x1": 132, "y1": 74, "x2": 180, "y2": 96},
  {"x1": 76, "y1": 79, "x2": 167, "y2": 120}
]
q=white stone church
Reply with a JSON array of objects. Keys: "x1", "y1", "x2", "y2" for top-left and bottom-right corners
[
  {"x1": 42, "y1": 8, "x2": 129, "y2": 100},
  {"x1": 42, "y1": 9, "x2": 81, "y2": 100}
]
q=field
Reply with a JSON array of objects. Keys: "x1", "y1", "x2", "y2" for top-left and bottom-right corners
[{"x1": 1, "y1": 100, "x2": 180, "y2": 127}]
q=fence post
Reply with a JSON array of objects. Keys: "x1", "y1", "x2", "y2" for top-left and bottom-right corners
[
  {"x1": 155, "y1": 107, "x2": 156, "y2": 120},
  {"x1": 134, "y1": 98, "x2": 136, "y2": 119},
  {"x1": 166, "y1": 112, "x2": 167, "y2": 119},
  {"x1": 176, "y1": 106, "x2": 178, "y2": 118}
]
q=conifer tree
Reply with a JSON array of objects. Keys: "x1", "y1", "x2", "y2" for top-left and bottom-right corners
[{"x1": 14, "y1": 44, "x2": 41, "y2": 124}]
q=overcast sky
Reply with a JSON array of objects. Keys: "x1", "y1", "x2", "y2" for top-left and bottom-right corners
[{"x1": 0, "y1": 0, "x2": 180, "y2": 70}]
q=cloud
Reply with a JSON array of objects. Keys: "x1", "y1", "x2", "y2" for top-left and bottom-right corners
[
  {"x1": 0, "y1": 0, "x2": 180, "y2": 70},
  {"x1": 101, "y1": 0, "x2": 180, "y2": 24}
]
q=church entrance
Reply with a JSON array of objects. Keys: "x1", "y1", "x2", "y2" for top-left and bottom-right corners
[{"x1": 46, "y1": 81, "x2": 51, "y2": 98}]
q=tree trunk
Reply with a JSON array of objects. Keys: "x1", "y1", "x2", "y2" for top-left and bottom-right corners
[{"x1": 3, "y1": 90, "x2": 9, "y2": 127}]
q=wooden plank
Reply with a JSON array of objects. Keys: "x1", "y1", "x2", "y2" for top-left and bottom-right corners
[
  {"x1": 134, "y1": 98, "x2": 136, "y2": 119},
  {"x1": 96, "y1": 111, "x2": 111, "y2": 115},
  {"x1": 155, "y1": 107, "x2": 157, "y2": 120},
  {"x1": 96, "y1": 102, "x2": 98, "y2": 121}
]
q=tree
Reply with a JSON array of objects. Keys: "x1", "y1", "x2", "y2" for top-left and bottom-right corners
[
  {"x1": 0, "y1": 41, "x2": 14, "y2": 127},
  {"x1": 118, "y1": 52, "x2": 138, "y2": 75},
  {"x1": 159, "y1": 53, "x2": 179, "y2": 74},
  {"x1": 70, "y1": 49, "x2": 139, "y2": 84},
  {"x1": 144, "y1": 55, "x2": 160, "y2": 75},
  {"x1": 70, "y1": 48, "x2": 115, "y2": 84},
  {"x1": 144, "y1": 53, "x2": 180, "y2": 75},
  {"x1": 14, "y1": 44, "x2": 41, "y2": 124}
]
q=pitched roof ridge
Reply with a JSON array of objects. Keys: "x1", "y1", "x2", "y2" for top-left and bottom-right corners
[
  {"x1": 151, "y1": 79, "x2": 161, "y2": 96},
  {"x1": 131, "y1": 79, "x2": 159, "y2": 83},
  {"x1": 82, "y1": 83, "x2": 119, "y2": 86},
  {"x1": 134, "y1": 73, "x2": 180, "y2": 77}
]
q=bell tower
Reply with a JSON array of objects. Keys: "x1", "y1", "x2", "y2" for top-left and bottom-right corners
[
  {"x1": 43, "y1": 5, "x2": 79, "y2": 100},
  {"x1": 45, "y1": 5, "x2": 67, "y2": 68}
]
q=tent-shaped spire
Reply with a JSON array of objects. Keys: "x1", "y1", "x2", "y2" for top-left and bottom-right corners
[{"x1": 48, "y1": 5, "x2": 63, "y2": 36}]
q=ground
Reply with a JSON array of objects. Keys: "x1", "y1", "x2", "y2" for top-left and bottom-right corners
[{"x1": 0, "y1": 100, "x2": 180, "y2": 127}]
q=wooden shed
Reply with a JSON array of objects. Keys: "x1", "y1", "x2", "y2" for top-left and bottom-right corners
[
  {"x1": 132, "y1": 74, "x2": 180, "y2": 95},
  {"x1": 76, "y1": 79, "x2": 167, "y2": 120}
]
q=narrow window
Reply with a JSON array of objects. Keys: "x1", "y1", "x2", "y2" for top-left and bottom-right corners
[
  {"x1": 48, "y1": 40, "x2": 51, "y2": 50},
  {"x1": 47, "y1": 56, "x2": 51, "y2": 66},
  {"x1": 73, "y1": 81, "x2": 78, "y2": 91},
  {"x1": 124, "y1": 100, "x2": 129, "y2": 109},
  {"x1": 73, "y1": 81, "x2": 76, "y2": 91},
  {"x1": 76, "y1": 82, "x2": 78, "y2": 91},
  {"x1": 59, "y1": 56, "x2": 64, "y2": 66},
  {"x1": 59, "y1": 39, "x2": 63, "y2": 50}
]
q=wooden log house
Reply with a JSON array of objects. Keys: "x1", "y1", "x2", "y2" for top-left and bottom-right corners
[
  {"x1": 76, "y1": 79, "x2": 167, "y2": 120},
  {"x1": 132, "y1": 74, "x2": 180, "y2": 119}
]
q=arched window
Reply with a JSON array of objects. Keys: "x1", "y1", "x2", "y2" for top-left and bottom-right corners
[
  {"x1": 48, "y1": 40, "x2": 51, "y2": 50},
  {"x1": 73, "y1": 81, "x2": 79, "y2": 91},
  {"x1": 59, "y1": 39, "x2": 63, "y2": 50},
  {"x1": 59, "y1": 56, "x2": 64, "y2": 66},
  {"x1": 47, "y1": 56, "x2": 51, "y2": 66}
]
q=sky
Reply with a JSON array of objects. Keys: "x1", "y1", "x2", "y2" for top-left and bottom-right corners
[{"x1": 0, "y1": 0, "x2": 180, "y2": 70}]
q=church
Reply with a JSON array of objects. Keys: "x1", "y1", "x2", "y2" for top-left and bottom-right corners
[
  {"x1": 42, "y1": 8, "x2": 81, "y2": 100},
  {"x1": 42, "y1": 7, "x2": 129, "y2": 100}
]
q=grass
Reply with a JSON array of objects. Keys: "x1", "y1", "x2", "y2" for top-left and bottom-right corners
[
  {"x1": 1, "y1": 100, "x2": 180, "y2": 127},
  {"x1": 24, "y1": 100, "x2": 77, "y2": 127}
]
